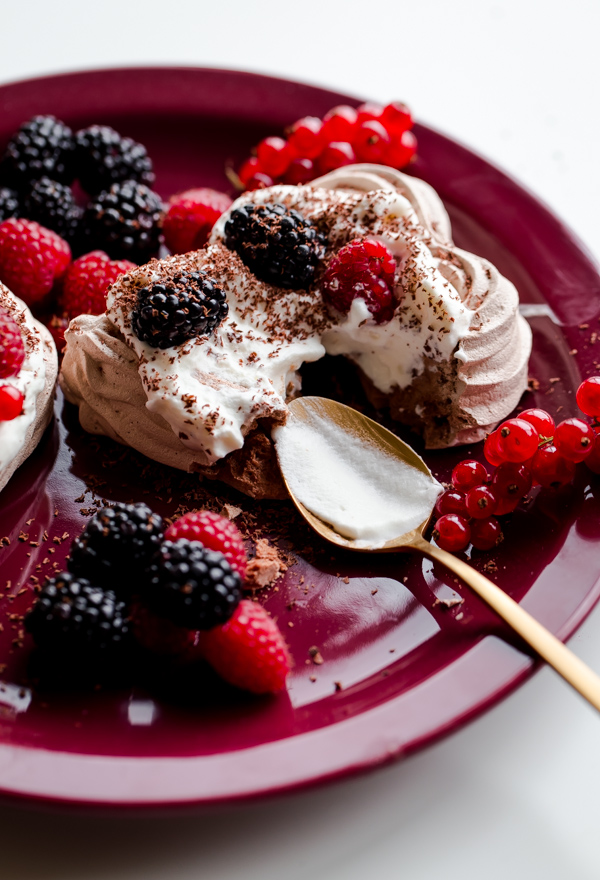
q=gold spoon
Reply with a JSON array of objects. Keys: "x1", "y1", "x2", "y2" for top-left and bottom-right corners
[{"x1": 275, "y1": 396, "x2": 600, "y2": 712}]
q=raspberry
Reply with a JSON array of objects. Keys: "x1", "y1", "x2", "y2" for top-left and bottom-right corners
[
  {"x1": 163, "y1": 188, "x2": 233, "y2": 255},
  {"x1": 200, "y1": 599, "x2": 290, "y2": 694},
  {"x1": 0, "y1": 218, "x2": 71, "y2": 303},
  {"x1": 131, "y1": 271, "x2": 228, "y2": 349},
  {"x1": 74, "y1": 125, "x2": 154, "y2": 194},
  {"x1": 432, "y1": 514, "x2": 471, "y2": 552},
  {"x1": 256, "y1": 137, "x2": 292, "y2": 178},
  {"x1": 224, "y1": 202, "x2": 325, "y2": 289},
  {"x1": 147, "y1": 538, "x2": 242, "y2": 630},
  {"x1": 80, "y1": 180, "x2": 164, "y2": 263},
  {"x1": 1, "y1": 115, "x2": 75, "y2": 187},
  {"x1": 61, "y1": 250, "x2": 135, "y2": 319},
  {"x1": 23, "y1": 176, "x2": 80, "y2": 242},
  {"x1": 0, "y1": 187, "x2": 20, "y2": 223},
  {"x1": 164, "y1": 510, "x2": 247, "y2": 580},
  {"x1": 0, "y1": 305, "x2": 25, "y2": 378},
  {"x1": 321, "y1": 238, "x2": 396, "y2": 323},
  {"x1": 0, "y1": 384, "x2": 23, "y2": 420}
]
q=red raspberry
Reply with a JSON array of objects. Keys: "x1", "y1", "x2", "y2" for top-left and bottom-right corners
[
  {"x1": 0, "y1": 306, "x2": 25, "y2": 379},
  {"x1": 164, "y1": 510, "x2": 247, "y2": 580},
  {"x1": 61, "y1": 251, "x2": 135, "y2": 319},
  {"x1": 0, "y1": 218, "x2": 70, "y2": 304},
  {"x1": 322, "y1": 238, "x2": 396, "y2": 323},
  {"x1": 130, "y1": 602, "x2": 197, "y2": 656},
  {"x1": 0, "y1": 384, "x2": 24, "y2": 420},
  {"x1": 163, "y1": 188, "x2": 233, "y2": 255},
  {"x1": 200, "y1": 599, "x2": 291, "y2": 694}
]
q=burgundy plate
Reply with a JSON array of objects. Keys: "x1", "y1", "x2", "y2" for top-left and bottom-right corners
[{"x1": 1, "y1": 67, "x2": 600, "y2": 809}]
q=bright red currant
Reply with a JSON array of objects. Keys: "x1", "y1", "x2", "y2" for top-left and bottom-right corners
[
  {"x1": 320, "y1": 106, "x2": 358, "y2": 143},
  {"x1": 353, "y1": 121, "x2": 391, "y2": 162},
  {"x1": 496, "y1": 418, "x2": 539, "y2": 463},
  {"x1": 432, "y1": 514, "x2": 471, "y2": 552},
  {"x1": 283, "y1": 158, "x2": 315, "y2": 185},
  {"x1": 256, "y1": 137, "x2": 291, "y2": 178},
  {"x1": 530, "y1": 445, "x2": 576, "y2": 488},
  {"x1": 451, "y1": 459, "x2": 488, "y2": 492},
  {"x1": 0, "y1": 384, "x2": 24, "y2": 420},
  {"x1": 245, "y1": 172, "x2": 274, "y2": 191},
  {"x1": 554, "y1": 417, "x2": 594, "y2": 461},
  {"x1": 585, "y1": 432, "x2": 600, "y2": 474},
  {"x1": 383, "y1": 130, "x2": 417, "y2": 169},
  {"x1": 470, "y1": 517, "x2": 502, "y2": 551},
  {"x1": 484, "y1": 430, "x2": 504, "y2": 467},
  {"x1": 465, "y1": 485, "x2": 498, "y2": 519},
  {"x1": 495, "y1": 495, "x2": 521, "y2": 516},
  {"x1": 381, "y1": 102, "x2": 413, "y2": 134},
  {"x1": 492, "y1": 462, "x2": 532, "y2": 501},
  {"x1": 576, "y1": 376, "x2": 600, "y2": 417},
  {"x1": 286, "y1": 117, "x2": 323, "y2": 159},
  {"x1": 356, "y1": 102, "x2": 384, "y2": 125},
  {"x1": 318, "y1": 142, "x2": 357, "y2": 174},
  {"x1": 238, "y1": 156, "x2": 261, "y2": 187},
  {"x1": 435, "y1": 489, "x2": 468, "y2": 518},
  {"x1": 519, "y1": 408, "x2": 555, "y2": 441}
]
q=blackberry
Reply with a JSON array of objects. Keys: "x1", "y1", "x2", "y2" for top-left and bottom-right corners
[
  {"x1": 80, "y1": 180, "x2": 164, "y2": 262},
  {"x1": 131, "y1": 271, "x2": 228, "y2": 349},
  {"x1": 25, "y1": 572, "x2": 130, "y2": 656},
  {"x1": 224, "y1": 202, "x2": 325, "y2": 289},
  {"x1": 147, "y1": 538, "x2": 242, "y2": 630},
  {"x1": 1, "y1": 115, "x2": 75, "y2": 188},
  {"x1": 24, "y1": 177, "x2": 80, "y2": 241},
  {"x1": 68, "y1": 502, "x2": 164, "y2": 594},
  {"x1": 0, "y1": 187, "x2": 19, "y2": 222},
  {"x1": 75, "y1": 125, "x2": 155, "y2": 195}
]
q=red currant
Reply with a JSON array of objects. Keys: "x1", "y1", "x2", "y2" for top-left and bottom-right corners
[
  {"x1": 318, "y1": 142, "x2": 357, "y2": 174},
  {"x1": 356, "y1": 102, "x2": 384, "y2": 125},
  {"x1": 492, "y1": 462, "x2": 532, "y2": 501},
  {"x1": 530, "y1": 444, "x2": 576, "y2": 488},
  {"x1": 519, "y1": 408, "x2": 555, "y2": 441},
  {"x1": 484, "y1": 430, "x2": 504, "y2": 467},
  {"x1": 495, "y1": 495, "x2": 521, "y2": 516},
  {"x1": 451, "y1": 459, "x2": 488, "y2": 492},
  {"x1": 286, "y1": 116, "x2": 323, "y2": 159},
  {"x1": 432, "y1": 514, "x2": 471, "y2": 552},
  {"x1": 320, "y1": 106, "x2": 358, "y2": 143},
  {"x1": 238, "y1": 157, "x2": 261, "y2": 187},
  {"x1": 353, "y1": 121, "x2": 391, "y2": 162},
  {"x1": 470, "y1": 517, "x2": 502, "y2": 551},
  {"x1": 256, "y1": 137, "x2": 291, "y2": 178},
  {"x1": 465, "y1": 485, "x2": 498, "y2": 519},
  {"x1": 283, "y1": 158, "x2": 315, "y2": 185},
  {"x1": 0, "y1": 384, "x2": 24, "y2": 420},
  {"x1": 585, "y1": 432, "x2": 600, "y2": 474},
  {"x1": 435, "y1": 489, "x2": 468, "y2": 518},
  {"x1": 381, "y1": 102, "x2": 413, "y2": 134},
  {"x1": 554, "y1": 417, "x2": 594, "y2": 461},
  {"x1": 496, "y1": 418, "x2": 539, "y2": 463},
  {"x1": 383, "y1": 130, "x2": 417, "y2": 169},
  {"x1": 245, "y1": 172, "x2": 274, "y2": 191},
  {"x1": 576, "y1": 376, "x2": 600, "y2": 417}
]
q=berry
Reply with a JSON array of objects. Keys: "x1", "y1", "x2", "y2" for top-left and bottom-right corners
[
  {"x1": 519, "y1": 408, "x2": 555, "y2": 440},
  {"x1": 491, "y1": 462, "x2": 532, "y2": 501},
  {"x1": 25, "y1": 572, "x2": 130, "y2": 656},
  {"x1": 470, "y1": 517, "x2": 502, "y2": 551},
  {"x1": 80, "y1": 180, "x2": 164, "y2": 263},
  {"x1": 530, "y1": 445, "x2": 576, "y2": 488},
  {"x1": 381, "y1": 102, "x2": 413, "y2": 134},
  {"x1": 353, "y1": 121, "x2": 391, "y2": 163},
  {"x1": 585, "y1": 432, "x2": 600, "y2": 475},
  {"x1": 0, "y1": 218, "x2": 71, "y2": 303},
  {"x1": 238, "y1": 157, "x2": 261, "y2": 186},
  {"x1": 321, "y1": 238, "x2": 396, "y2": 323},
  {"x1": 164, "y1": 510, "x2": 247, "y2": 580},
  {"x1": 318, "y1": 141, "x2": 356, "y2": 174},
  {"x1": 46, "y1": 314, "x2": 70, "y2": 352},
  {"x1": 130, "y1": 602, "x2": 196, "y2": 656},
  {"x1": 256, "y1": 137, "x2": 291, "y2": 178},
  {"x1": 1, "y1": 115, "x2": 74, "y2": 187},
  {"x1": 465, "y1": 485, "x2": 498, "y2": 519},
  {"x1": 576, "y1": 377, "x2": 600, "y2": 417},
  {"x1": 0, "y1": 384, "x2": 23, "y2": 420},
  {"x1": 0, "y1": 187, "x2": 20, "y2": 222},
  {"x1": 384, "y1": 130, "x2": 417, "y2": 169},
  {"x1": 484, "y1": 430, "x2": 504, "y2": 467},
  {"x1": 432, "y1": 514, "x2": 471, "y2": 552},
  {"x1": 224, "y1": 202, "x2": 325, "y2": 289},
  {"x1": 245, "y1": 172, "x2": 275, "y2": 191},
  {"x1": 494, "y1": 495, "x2": 521, "y2": 516},
  {"x1": 74, "y1": 125, "x2": 154, "y2": 194},
  {"x1": 283, "y1": 158, "x2": 315, "y2": 185},
  {"x1": 68, "y1": 502, "x2": 164, "y2": 593},
  {"x1": 131, "y1": 271, "x2": 228, "y2": 348},
  {"x1": 0, "y1": 306, "x2": 25, "y2": 378},
  {"x1": 23, "y1": 177, "x2": 80, "y2": 241},
  {"x1": 356, "y1": 102, "x2": 385, "y2": 126},
  {"x1": 163, "y1": 188, "x2": 233, "y2": 255},
  {"x1": 451, "y1": 459, "x2": 488, "y2": 492},
  {"x1": 147, "y1": 538, "x2": 242, "y2": 630},
  {"x1": 435, "y1": 489, "x2": 468, "y2": 518},
  {"x1": 61, "y1": 250, "x2": 135, "y2": 319},
  {"x1": 200, "y1": 599, "x2": 290, "y2": 694},
  {"x1": 320, "y1": 106, "x2": 358, "y2": 142},
  {"x1": 496, "y1": 418, "x2": 539, "y2": 463},
  {"x1": 286, "y1": 117, "x2": 323, "y2": 159},
  {"x1": 554, "y1": 417, "x2": 594, "y2": 462}
]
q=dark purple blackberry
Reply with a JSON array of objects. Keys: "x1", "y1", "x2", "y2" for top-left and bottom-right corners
[
  {"x1": 68, "y1": 502, "x2": 164, "y2": 594},
  {"x1": 25, "y1": 572, "x2": 131, "y2": 656},
  {"x1": 0, "y1": 187, "x2": 20, "y2": 222},
  {"x1": 224, "y1": 202, "x2": 325, "y2": 289},
  {"x1": 75, "y1": 125, "x2": 155, "y2": 195},
  {"x1": 1, "y1": 115, "x2": 75, "y2": 188},
  {"x1": 80, "y1": 180, "x2": 164, "y2": 262},
  {"x1": 147, "y1": 539, "x2": 242, "y2": 630},
  {"x1": 23, "y1": 177, "x2": 80, "y2": 241},
  {"x1": 131, "y1": 271, "x2": 228, "y2": 349}
]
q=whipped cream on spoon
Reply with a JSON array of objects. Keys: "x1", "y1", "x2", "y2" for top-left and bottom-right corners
[{"x1": 273, "y1": 397, "x2": 600, "y2": 713}]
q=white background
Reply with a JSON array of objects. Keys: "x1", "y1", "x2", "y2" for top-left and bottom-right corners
[{"x1": 1, "y1": 1, "x2": 600, "y2": 877}]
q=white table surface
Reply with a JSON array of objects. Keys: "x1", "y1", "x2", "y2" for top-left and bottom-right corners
[{"x1": 1, "y1": 1, "x2": 600, "y2": 877}]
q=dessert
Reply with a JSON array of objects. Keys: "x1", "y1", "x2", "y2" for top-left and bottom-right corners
[
  {"x1": 0, "y1": 282, "x2": 58, "y2": 491},
  {"x1": 60, "y1": 163, "x2": 532, "y2": 499}
]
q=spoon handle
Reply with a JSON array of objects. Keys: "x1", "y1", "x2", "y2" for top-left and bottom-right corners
[{"x1": 411, "y1": 533, "x2": 600, "y2": 712}]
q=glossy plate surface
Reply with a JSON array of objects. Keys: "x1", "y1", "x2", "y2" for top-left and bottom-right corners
[{"x1": 1, "y1": 67, "x2": 600, "y2": 808}]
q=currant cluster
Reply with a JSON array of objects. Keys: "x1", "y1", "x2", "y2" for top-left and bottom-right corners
[{"x1": 236, "y1": 101, "x2": 417, "y2": 192}]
